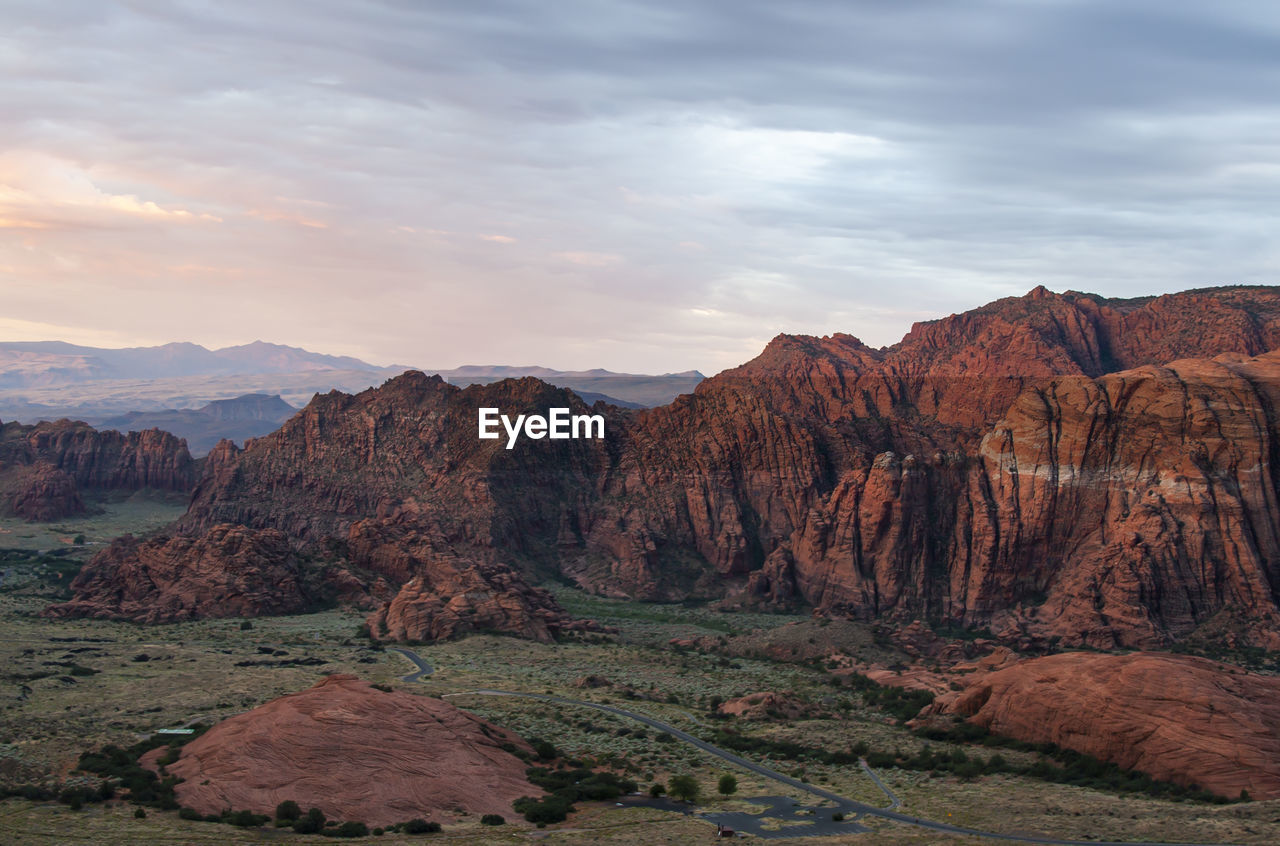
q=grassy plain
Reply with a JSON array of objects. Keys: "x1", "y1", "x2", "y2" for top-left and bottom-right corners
[{"x1": 0, "y1": 505, "x2": 1277, "y2": 844}]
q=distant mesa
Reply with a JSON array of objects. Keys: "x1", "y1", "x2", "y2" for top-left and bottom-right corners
[{"x1": 142, "y1": 674, "x2": 538, "y2": 827}]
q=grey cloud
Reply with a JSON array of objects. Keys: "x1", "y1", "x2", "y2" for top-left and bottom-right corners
[{"x1": 2, "y1": 0, "x2": 1279, "y2": 373}]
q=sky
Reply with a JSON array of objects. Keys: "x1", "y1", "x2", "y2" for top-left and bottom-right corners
[{"x1": 3, "y1": 0, "x2": 1280, "y2": 375}]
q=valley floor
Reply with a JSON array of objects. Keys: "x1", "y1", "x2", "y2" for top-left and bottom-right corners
[{"x1": 0, "y1": 541, "x2": 1277, "y2": 844}]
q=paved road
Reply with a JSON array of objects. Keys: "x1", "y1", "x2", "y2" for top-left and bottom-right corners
[
  {"x1": 441, "y1": 685, "x2": 1239, "y2": 846},
  {"x1": 859, "y1": 757, "x2": 901, "y2": 810},
  {"x1": 389, "y1": 646, "x2": 434, "y2": 682}
]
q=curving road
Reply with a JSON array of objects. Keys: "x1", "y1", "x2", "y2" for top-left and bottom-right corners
[
  {"x1": 439, "y1": 685, "x2": 1239, "y2": 846},
  {"x1": 389, "y1": 646, "x2": 434, "y2": 682}
]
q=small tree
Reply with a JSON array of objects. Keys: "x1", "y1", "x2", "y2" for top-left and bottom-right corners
[
  {"x1": 275, "y1": 800, "x2": 301, "y2": 821},
  {"x1": 669, "y1": 774, "x2": 700, "y2": 803},
  {"x1": 717, "y1": 773, "x2": 737, "y2": 797},
  {"x1": 648, "y1": 782, "x2": 666, "y2": 798}
]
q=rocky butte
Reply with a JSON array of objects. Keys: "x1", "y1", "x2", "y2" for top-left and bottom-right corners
[{"x1": 46, "y1": 285, "x2": 1280, "y2": 654}]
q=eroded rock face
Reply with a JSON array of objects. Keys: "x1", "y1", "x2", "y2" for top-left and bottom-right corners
[
  {"x1": 46, "y1": 286, "x2": 1280, "y2": 648},
  {"x1": 921, "y1": 651, "x2": 1280, "y2": 800},
  {"x1": 5, "y1": 463, "x2": 83, "y2": 521},
  {"x1": 0, "y1": 419, "x2": 195, "y2": 521},
  {"x1": 43, "y1": 524, "x2": 310, "y2": 622},
  {"x1": 5, "y1": 420, "x2": 196, "y2": 492},
  {"x1": 364, "y1": 551, "x2": 577, "y2": 644},
  {"x1": 145, "y1": 675, "x2": 537, "y2": 826}
]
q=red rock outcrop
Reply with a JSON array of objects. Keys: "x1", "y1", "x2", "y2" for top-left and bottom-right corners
[
  {"x1": 3, "y1": 462, "x2": 83, "y2": 521},
  {"x1": 717, "y1": 691, "x2": 811, "y2": 720},
  {"x1": 364, "y1": 550, "x2": 580, "y2": 644},
  {"x1": 47, "y1": 285, "x2": 1280, "y2": 649},
  {"x1": 145, "y1": 674, "x2": 538, "y2": 826},
  {"x1": 13, "y1": 420, "x2": 196, "y2": 491},
  {"x1": 922, "y1": 651, "x2": 1280, "y2": 800},
  {"x1": 43, "y1": 524, "x2": 311, "y2": 622},
  {"x1": 0, "y1": 419, "x2": 195, "y2": 522}
]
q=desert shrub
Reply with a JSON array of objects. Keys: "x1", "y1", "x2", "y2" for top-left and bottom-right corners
[
  {"x1": 334, "y1": 821, "x2": 369, "y2": 837},
  {"x1": 480, "y1": 814, "x2": 505, "y2": 825},
  {"x1": 649, "y1": 782, "x2": 666, "y2": 797},
  {"x1": 529, "y1": 738, "x2": 558, "y2": 760},
  {"x1": 513, "y1": 795, "x2": 573, "y2": 824},
  {"x1": 668, "y1": 774, "x2": 700, "y2": 802},
  {"x1": 178, "y1": 807, "x2": 203, "y2": 821},
  {"x1": 225, "y1": 809, "x2": 268, "y2": 827},
  {"x1": 717, "y1": 774, "x2": 737, "y2": 796},
  {"x1": 134, "y1": 807, "x2": 146, "y2": 819},
  {"x1": 293, "y1": 807, "x2": 327, "y2": 833},
  {"x1": 276, "y1": 799, "x2": 301, "y2": 821},
  {"x1": 402, "y1": 817, "x2": 441, "y2": 833}
]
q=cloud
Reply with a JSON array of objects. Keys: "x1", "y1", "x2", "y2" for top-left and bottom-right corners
[
  {"x1": 0, "y1": 151, "x2": 223, "y2": 229},
  {"x1": 2, "y1": 0, "x2": 1280, "y2": 373}
]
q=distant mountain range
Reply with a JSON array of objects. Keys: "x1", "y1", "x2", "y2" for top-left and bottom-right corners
[
  {"x1": 0, "y1": 341, "x2": 705, "y2": 448},
  {"x1": 98, "y1": 394, "x2": 300, "y2": 456},
  {"x1": 0, "y1": 340, "x2": 381, "y2": 387}
]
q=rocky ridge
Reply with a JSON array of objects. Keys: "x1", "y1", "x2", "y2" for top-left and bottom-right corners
[
  {"x1": 47, "y1": 285, "x2": 1280, "y2": 649},
  {"x1": 1, "y1": 419, "x2": 195, "y2": 521}
]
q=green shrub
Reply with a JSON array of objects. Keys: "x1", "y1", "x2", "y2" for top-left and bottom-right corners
[
  {"x1": 669, "y1": 774, "x2": 700, "y2": 802},
  {"x1": 717, "y1": 774, "x2": 737, "y2": 796},
  {"x1": 334, "y1": 821, "x2": 370, "y2": 837},
  {"x1": 402, "y1": 818, "x2": 440, "y2": 833},
  {"x1": 480, "y1": 814, "x2": 505, "y2": 825},
  {"x1": 225, "y1": 809, "x2": 269, "y2": 827},
  {"x1": 276, "y1": 799, "x2": 301, "y2": 821},
  {"x1": 293, "y1": 808, "x2": 326, "y2": 834},
  {"x1": 134, "y1": 807, "x2": 147, "y2": 819}
]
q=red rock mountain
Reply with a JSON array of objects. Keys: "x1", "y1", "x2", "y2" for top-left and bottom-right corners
[
  {"x1": 921, "y1": 651, "x2": 1280, "y2": 800},
  {"x1": 0, "y1": 419, "x2": 195, "y2": 521},
  {"x1": 144, "y1": 675, "x2": 538, "y2": 826},
  {"x1": 47, "y1": 285, "x2": 1280, "y2": 648}
]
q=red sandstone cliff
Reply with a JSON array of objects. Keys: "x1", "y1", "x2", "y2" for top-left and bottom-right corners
[{"x1": 46, "y1": 285, "x2": 1280, "y2": 648}]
